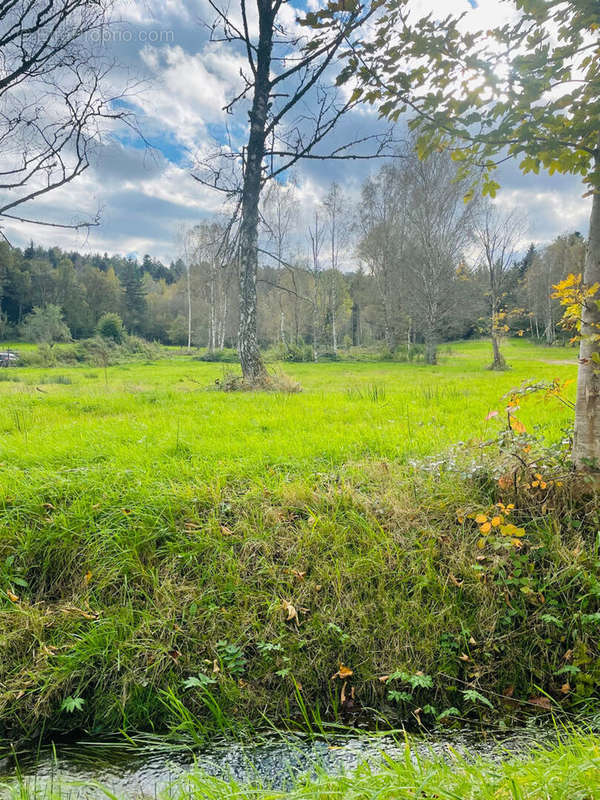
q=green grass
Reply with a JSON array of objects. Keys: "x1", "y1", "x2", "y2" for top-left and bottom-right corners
[
  {"x1": 0, "y1": 339, "x2": 578, "y2": 477},
  {"x1": 2, "y1": 339, "x2": 597, "y2": 741}
]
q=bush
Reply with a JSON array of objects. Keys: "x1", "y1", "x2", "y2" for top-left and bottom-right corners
[
  {"x1": 96, "y1": 313, "x2": 124, "y2": 344},
  {"x1": 122, "y1": 334, "x2": 161, "y2": 359},
  {"x1": 265, "y1": 342, "x2": 313, "y2": 363},
  {"x1": 21, "y1": 305, "x2": 71, "y2": 344},
  {"x1": 195, "y1": 348, "x2": 239, "y2": 363}
]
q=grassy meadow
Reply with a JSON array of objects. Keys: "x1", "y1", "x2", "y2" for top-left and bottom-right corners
[
  {"x1": 3, "y1": 338, "x2": 599, "y2": 743},
  {"x1": 0, "y1": 339, "x2": 577, "y2": 480}
]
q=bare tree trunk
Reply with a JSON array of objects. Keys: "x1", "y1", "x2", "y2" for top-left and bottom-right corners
[
  {"x1": 425, "y1": 323, "x2": 437, "y2": 365},
  {"x1": 207, "y1": 273, "x2": 215, "y2": 352},
  {"x1": 491, "y1": 330, "x2": 506, "y2": 370},
  {"x1": 490, "y1": 304, "x2": 506, "y2": 370},
  {"x1": 280, "y1": 308, "x2": 286, "y2": 345},
  {"x1": 331, "y1": 281, "x2": 337, "y2": 354},
  {"x1": 312, "y1": 302, "x2": 319, "y2": 362},
  {"x1": 545, "y1": 293, "x2": 555, "y2": 345},
  {"x1": 219, "y1": 290, "x2": 227, "y2": 350},
  {"x1": 186, "y1": 261, "x2": 192, "y2": 351},
  {"x1": 382, "y1": 298, "x2": 394, "y2": 350},
  {"x1": 237, "y1": 4, "x2": 273, "y2": 382},
  {"x1": 574, "y1": 177, "x2": 600, "y2": 472},
  {"x1": 352, "y1": 301, "x2": 360, "y2": 346}
]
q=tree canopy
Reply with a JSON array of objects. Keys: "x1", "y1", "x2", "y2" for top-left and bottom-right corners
[{"x1": 345, "y1": 0, "x2": 599, "y2": 197}]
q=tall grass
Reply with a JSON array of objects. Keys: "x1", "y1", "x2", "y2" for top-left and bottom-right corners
[{"x1": 0, "y1": 340, "x2": 591, "y2": 741}]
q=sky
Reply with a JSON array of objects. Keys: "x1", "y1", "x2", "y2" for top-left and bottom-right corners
[{"x1": 1, "y1": 0, "x2": 592, "y2": 265}]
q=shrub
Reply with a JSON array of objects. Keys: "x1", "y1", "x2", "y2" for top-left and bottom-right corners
[
  {"x1": 21, "y1": 305, "x2": 71, "y2": 344},
  {"x1": 265, "y1": 342, "x2": 313, "y2": 363},
  {"x1": 96, "y1": 313, "x2": 124, "y2": 344},
  {"x1": 195, "y1": 348, "x2": 239, "y2": 363}
]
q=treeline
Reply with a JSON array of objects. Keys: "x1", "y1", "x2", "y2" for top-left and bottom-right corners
[{"x1": 0, "y1": 154, "x2": 586, "y2": 359}]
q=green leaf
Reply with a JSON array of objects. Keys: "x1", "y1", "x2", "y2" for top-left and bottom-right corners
[{"x1": 462, "y1": 689, "x2": 493, "y2": 709}]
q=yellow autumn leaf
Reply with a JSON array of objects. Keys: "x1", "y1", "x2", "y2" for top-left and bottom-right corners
[
  {"x1": 6, "y1": 590, "x2": 19, "y2": 603},
  {"x1": 480, "y1": 522, "x2": 492, "y2": 534},
  {"x1": 510, "y1": 417, "x2": 526, "y2": 434},
  {"x1": 491, "y1": 516, "x2": 503, "y2": 527},
  {"x1": 475, "y1": 514, "x2": 488, "y2": 524},
  {"x1": 331, "y1": 664, "x2": 353, "y2": 680}
]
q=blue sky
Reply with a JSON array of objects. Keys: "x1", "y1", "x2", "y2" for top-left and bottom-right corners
[{"x1": 2, "y1": 0, "x2": 591, "y2": 265}]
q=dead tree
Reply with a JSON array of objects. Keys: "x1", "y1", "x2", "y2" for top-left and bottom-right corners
[
  {"x1": 193, "y1": 0, "x2": 391, "y2": 382},
  {"x1": 474, "y1": 203, "x2": 525, "y2": 370},
  {"x1": 307, "y1": 209, "x2": 326, "y2": 362},
  {"x1": 0, "y1": 1, "x2": 133, "y2": 234}
]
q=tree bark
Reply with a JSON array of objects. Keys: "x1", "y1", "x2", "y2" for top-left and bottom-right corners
[
  {"x1": 490, "y1": 304, "x2": 506, "y2": 370},
  {"x1": 331, "y1": 284, "x2": 337, "y2": 354},
  {"x1": 351, "y1": 301, "x2": 360, "y2": 346},
  {"x1": 312, "y1": 302, "x2": 319, "y2": 362},
  {"x1": 491, "y1": 330, "x2": 505, "y2": 369},
  {"x1": 186, "y1": 261, "x2": 192, "y2": 351},
  {"x1": 237, "y1": 1, "x2": 273, "y2": 383},
  {"x1": 424, "y1": 323, "x2": 437, "y2": 365},
  {"x1": 574, "y1": 175, "x2": 600, "y2": 471}
]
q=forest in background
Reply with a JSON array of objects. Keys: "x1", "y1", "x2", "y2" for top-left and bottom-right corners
[{"x1": 0, "y1": 153, "x2": 587, "y2": 361}]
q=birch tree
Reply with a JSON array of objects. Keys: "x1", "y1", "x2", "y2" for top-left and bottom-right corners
[
  {"x1": 323, "y1": 182, "x2": 346, "y2": 354},
  {"x1": 475, "y1": 204, "x2": 526, "y2": 370},
  {"x1": 357, "y1": 163, "x2": 410, "y2": 349},
  {"x1": 307, "y1": 210, "x2": 326, "y2": 362},
  {"x1": 194, "y1": 0, "x2": 389, "y2": 383},
  {"x1": 402, "y1": 147, "x2": 478, "y2": 365}
]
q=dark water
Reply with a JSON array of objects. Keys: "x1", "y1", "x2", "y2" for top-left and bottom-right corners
[{"x1": 0, "y1": 727, "x2": 553, "y2": 798}]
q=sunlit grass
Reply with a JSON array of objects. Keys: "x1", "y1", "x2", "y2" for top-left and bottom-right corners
[
  {"x1": 0, "y1": 339, "x2": 586, "y2": 740},
  {"x1": 0, "y1": 339, "x2": 577, "y2": 481}
]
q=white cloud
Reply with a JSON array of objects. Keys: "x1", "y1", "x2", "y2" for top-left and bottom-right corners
[{"x1": 1, "y1": 0, "x2": 591, "y2": 265}]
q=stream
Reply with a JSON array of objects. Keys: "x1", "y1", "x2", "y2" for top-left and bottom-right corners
[{"x1": 0, "y1": 726, "x2": 555, "y2": 798}]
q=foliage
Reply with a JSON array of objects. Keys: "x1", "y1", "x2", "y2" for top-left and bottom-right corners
[
  {"x1": 96, "y1": 313, "x2": 125, "y2": 344},
  {"x1": 352, "y1": 1, "x2": 600, "y2": 196},
  {"x1": 21, "y1": 305, "x2": 71, "y2": 344},
  {"x1": 59, "y1": 696, "x2": 85, "y2": 714},
  {"x1": 0, "y1": 226, "x2": 584, "y2": 358},
  {"x1": 553, "y1": 273, "x2": 600, "y2": 343}
]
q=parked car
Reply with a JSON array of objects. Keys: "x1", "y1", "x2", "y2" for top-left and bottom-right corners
[{"x1": 0, "y1": 350, "x2": 18, "y2": 367}]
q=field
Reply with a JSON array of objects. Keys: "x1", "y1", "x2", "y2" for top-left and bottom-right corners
[
  {"x1": 0, "y1": 339, "x2": 577, "y2": 480},
  {"x1": 2, "y1": 338, "x2": 597, "y2": 742}
]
